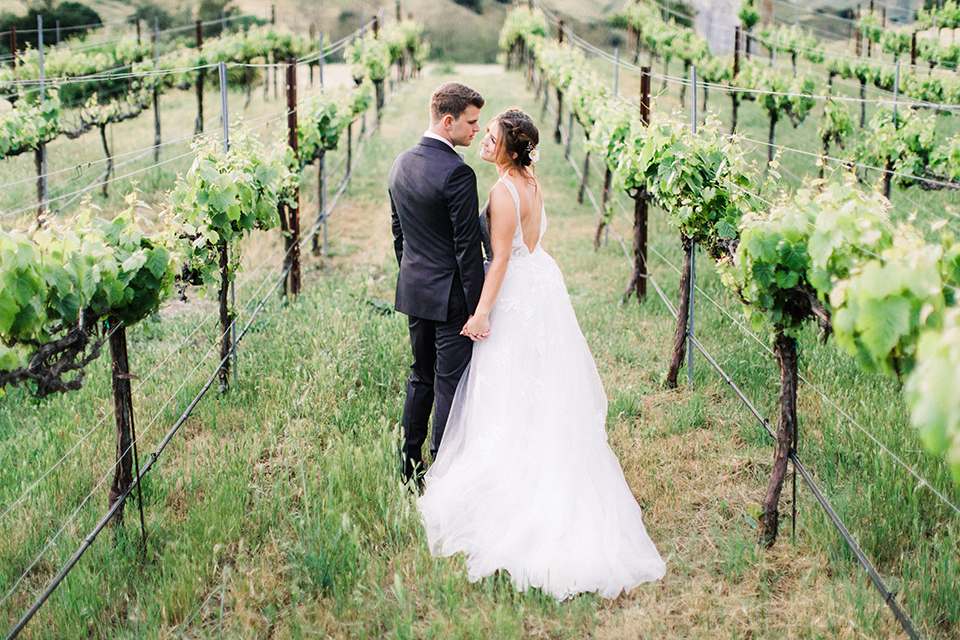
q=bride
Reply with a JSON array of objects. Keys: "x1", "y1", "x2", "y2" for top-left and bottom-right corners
[{"x1": 416, "y1": 107, "x2": 666, "y2": 600}]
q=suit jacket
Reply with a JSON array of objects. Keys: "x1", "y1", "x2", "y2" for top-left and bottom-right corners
[
  {"x1": 479, "y1": 200, "x2": 492, "y2": 273},
  {"x1": 389, "y1": 137, "x2": 485, "y2": 322}
]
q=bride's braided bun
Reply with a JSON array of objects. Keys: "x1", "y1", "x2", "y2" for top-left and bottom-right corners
[{"x1": 494, "y1": 108, "x2": 540, "y2": 171}]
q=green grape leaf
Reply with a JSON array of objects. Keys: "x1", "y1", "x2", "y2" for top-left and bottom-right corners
[{"x1": 858, "y1": 296, "x2": 912, "y2": 358}]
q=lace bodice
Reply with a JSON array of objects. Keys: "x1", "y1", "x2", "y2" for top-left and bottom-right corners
[{"x1": 497, "y1": 177, "x2": 546, "y2": 258}]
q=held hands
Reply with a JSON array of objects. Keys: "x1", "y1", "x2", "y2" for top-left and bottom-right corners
[{"x1": 461, "y1": 313, "x2": 491, "y2": 341}]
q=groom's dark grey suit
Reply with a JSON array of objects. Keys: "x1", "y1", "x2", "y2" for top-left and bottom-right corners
[{"x1": 389, "y1": 136, "x2": 485, "y2": 480}]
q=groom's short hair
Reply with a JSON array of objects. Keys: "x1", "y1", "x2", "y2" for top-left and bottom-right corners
[{"x1": 430, "y1": 82, "x2": 485, "y2": 122}]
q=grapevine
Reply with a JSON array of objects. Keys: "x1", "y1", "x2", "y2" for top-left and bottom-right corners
[{"x1": 0, "y1": 193, "x2": 176, "y2": 397}]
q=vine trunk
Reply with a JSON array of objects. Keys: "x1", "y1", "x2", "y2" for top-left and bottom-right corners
[
  {"x1": 767, "y1": 112, "x2": 778, "y2": 164},
  {"x1": 107, "y1": 326, "x2": 134, "y2": 527},
  {"x1": 622, "y1": 191, "x2": 648, "y2": 304},
  {"x1": 666, "y1": 235, "x2": 693, "y2": 388},
  {"x1": 593, "y1": 168, "x2": 612, "y2": 248},
  {"x1": 577, "y1": 150, "x2": 590, "y2": 204},
  {"x1": 760, "y1": 332, "x2": 798, "y2": 548},
  {"x1": 554, "y1": 89, "x2": 563, "y2": 145},
  {"x1": 218, "y1": 242, "x2": 232, "y2": 393}
]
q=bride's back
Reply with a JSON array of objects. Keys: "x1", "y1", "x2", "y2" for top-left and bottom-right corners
[{"x1": 497, "y1": 172, "x2": 543, "y2": 252}]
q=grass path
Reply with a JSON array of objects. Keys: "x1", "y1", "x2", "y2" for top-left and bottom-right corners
[{"x1": 1, "y1": 65, "x2": 957, "y2": 639}]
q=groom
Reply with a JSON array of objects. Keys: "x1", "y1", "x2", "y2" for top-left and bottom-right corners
[{"x1": 388, "y1": 82, "x2": 486, "y2": 483}]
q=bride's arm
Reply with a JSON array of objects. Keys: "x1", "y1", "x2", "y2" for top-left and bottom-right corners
[{"x1": 462, "y1": 183, "x2": 517, "y2": 340}]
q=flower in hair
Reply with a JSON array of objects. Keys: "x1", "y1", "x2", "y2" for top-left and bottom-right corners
[{"x1": 527, "y1": 143, "x2": 540, "y2": 164}]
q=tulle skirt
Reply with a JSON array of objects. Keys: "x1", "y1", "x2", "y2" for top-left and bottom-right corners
[{"x1": 417, "y1": 248, "x2": 666, "y2": 600}]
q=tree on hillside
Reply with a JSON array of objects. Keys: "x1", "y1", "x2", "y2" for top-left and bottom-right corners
[
  {"x1": 0, "y1": 1, "x2": 101, "y2": 53},
  {"x1": 451, "y1": 0, "x2": 482, "y2": 14}
]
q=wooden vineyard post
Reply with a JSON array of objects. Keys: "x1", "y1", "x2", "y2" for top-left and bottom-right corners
[
  {"x1": 274, "y1": 51, "x2": 279, "y2": 100},
  {"x1": 308, "y1": 24, "x2": 315, "y2": 85},
  {"x1": 319, "y1": 31, "x2": 325, "y2": 88},
  {"x1": 195, "y1": 20, "x2": 204, "y2": 135},
  {"x1": 36, "y1": 14, "x2": 47, "y2": 221},
  {"x1": 264, "y1": 51, "x2": 271, "y2": 100},
  {"x1": 373, "y1": 14, "x2": 384, "y2": 122},
  {"x1": 8, "y1": 27, "x2": 16, "y2": 71},
  {"x1": 911, "y1": 32, "x2": 917, "y2": 66},
  {"x1": 859, "y1": 74, "x2": 867, "y2": 129},
  {"x1": 107, "y1": 324, "x2": 147, "y2": 544},
  {"x1": 312, "y1": 149, "x2": 327, "y2": 258},
  {"x1": 312, "y1": 33, "x2": 328, "y2": 259},
  {"x1": 153, "y1": 19, "x2": 161, "y2": 163},
  {"x1": 218, "y1": 61, "x2": 237, "y2": 390},
  {"x1": 554, "y1": 21, "x2": 564, "y2": 145},
  {"x1": 687, "y1": 67, "x2": 697, "y2": 386},
  {"x1": 345, "y1": 121, "x2": 353, "y2": 177},
  {"x1": 286, "y1": 60, "x2": 301, "y2": 296},
  {"x1": 732, "y1": 26, "x2": 741, "y2": 134},
  {"x1": 136, "y1": 17, "x2": 141, "y2": 44},
  {"x1": 883, "y1": 61, "x2": 901, "y2": 200},
  {"x1": 760, "y1": 333, "x2": 798, "y2": 547},
  {"x1": 613, "y1": 47, "x2": 620, "y2": 97},
  {"x1": 623, "y1": 67, "x2": 651, "y2": 304},
  {"x1": 215, "y1": 64, "x2": 234, "y2": 392}
]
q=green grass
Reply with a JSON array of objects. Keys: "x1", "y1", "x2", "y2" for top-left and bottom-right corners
[{"x1": 0, "y1": 64, "x2": 958, "y2": 639}]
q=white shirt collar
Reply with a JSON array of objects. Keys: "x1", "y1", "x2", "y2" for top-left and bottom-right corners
[
  {"x1": 423, "y1": 130, "x2": 465, "y2": 160},
  {"x1": 423, "y1": 130, "x2": 455, "y2": 151}
]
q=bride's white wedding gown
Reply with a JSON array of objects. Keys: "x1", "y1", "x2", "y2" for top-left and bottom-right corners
[{"x1": 416, "y1": 178, "x2": 666, "y2": 600}]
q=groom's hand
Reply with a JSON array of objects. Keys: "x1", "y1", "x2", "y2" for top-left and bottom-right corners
[{"x1": 461, "y1": 314, "x2": 490, "y2": 341}]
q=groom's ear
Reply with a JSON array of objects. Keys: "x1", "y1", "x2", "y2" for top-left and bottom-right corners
[{"x1": 441, "y1": 114, "x2": 455, "y2": 130}]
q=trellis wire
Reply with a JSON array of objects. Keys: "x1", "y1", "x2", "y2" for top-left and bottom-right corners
[
  {"x1": 0, "y1": 105, "x2": 295, "y2": 221},
  {"x1": 571, "y1": 67, "x2": 947, "y2": 520},
  {"x1": 1, "y1": 19, "x2": 375, "y2": 220},
  {"x1": 2, "y1": 81, "x2": 381, "y2": 637},
  {"x1": 529, "y1": 8, "x2": 927, "y2": 635},
  {"x1": 558, "y1": 17, "x2": 960, "y2": 112},
  {"x1": 0, "y1": 183, "x2": 321, "y2": 534},
  {"x1": 646, "y1": 237, "x2": 960, "y2": 519}
]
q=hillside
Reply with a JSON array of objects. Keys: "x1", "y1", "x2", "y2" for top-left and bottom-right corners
[{"x1": 3, "y1": 0, "x2": 618, "y2": 62}]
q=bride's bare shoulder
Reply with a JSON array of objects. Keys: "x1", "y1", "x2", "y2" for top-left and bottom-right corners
[{"x1": 487, "y1": 180, "x2": 514, "y2": 215}]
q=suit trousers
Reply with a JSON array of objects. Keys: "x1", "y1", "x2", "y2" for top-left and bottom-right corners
[{"x1": 400, "y1": 285, "x2": 473, "y2": 480}]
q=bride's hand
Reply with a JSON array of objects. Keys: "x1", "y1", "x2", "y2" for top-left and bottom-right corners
[{"x1": 461, "y1": 314, "x2": 491, "y2": 341}]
